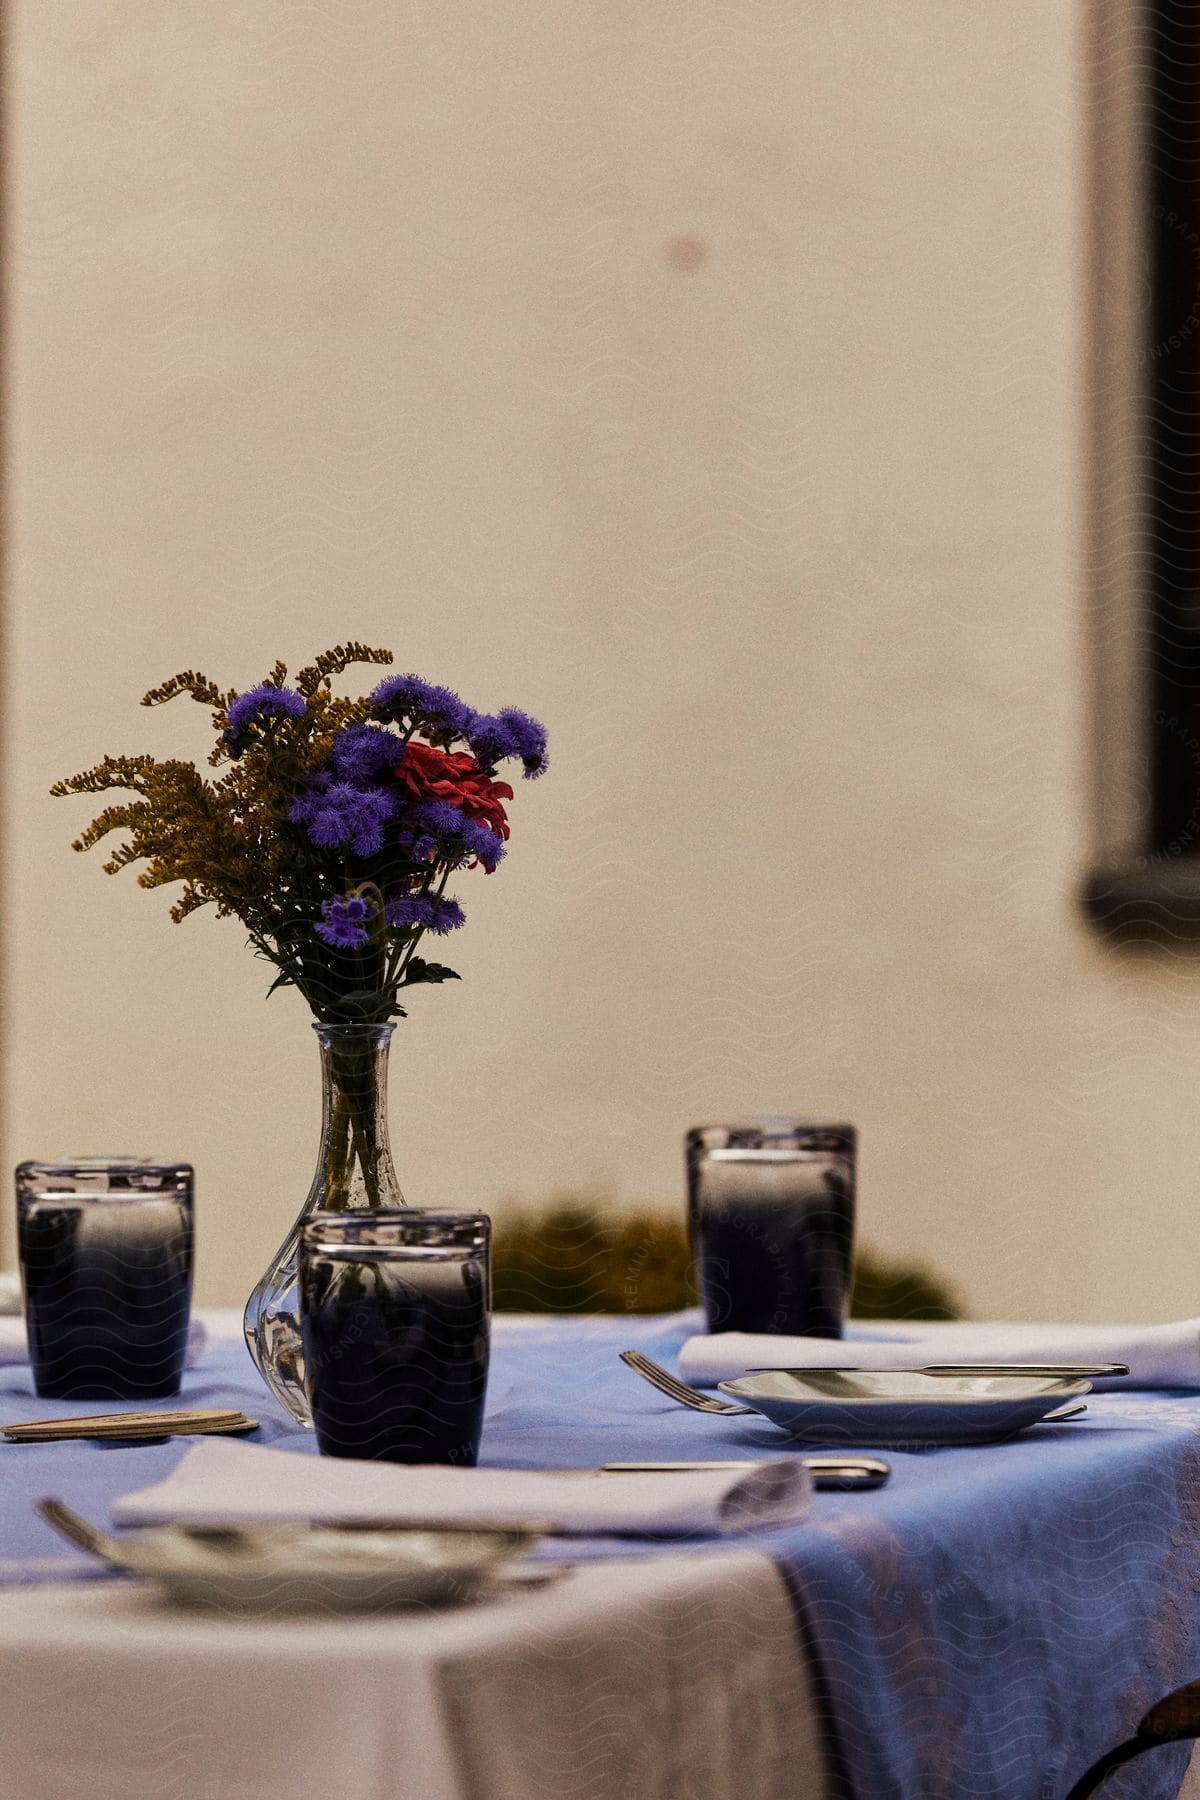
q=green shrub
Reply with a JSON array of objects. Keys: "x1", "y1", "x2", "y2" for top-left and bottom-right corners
[{"x1": 491, "y1": 1203, "x2": 960, "y2": 1321}]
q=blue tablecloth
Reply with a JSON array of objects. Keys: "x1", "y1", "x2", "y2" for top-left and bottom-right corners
[{"x1": 3, "y1": 1309, "x2": 1200, "y2": 1800}]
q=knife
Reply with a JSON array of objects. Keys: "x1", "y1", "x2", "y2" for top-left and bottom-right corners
[{"x1": 602, "y1": 1457, "x2": 891, "y2": 1490}]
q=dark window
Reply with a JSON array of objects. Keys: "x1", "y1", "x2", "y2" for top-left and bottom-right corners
[{"x1": 1148, "y1": 2, "x2": 1200, "y2": 857}]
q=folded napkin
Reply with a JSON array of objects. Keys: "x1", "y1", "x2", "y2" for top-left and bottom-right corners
[
  {"x1": 678, "y1": 1318, "x2": 1200, "y2": 1391},
  {"x1": 0, "y1": 1314, "x2": 207, "y2": 1368},
  {"x1": 111, "y1": 1437, "x2": 812, "y2": 1537}
]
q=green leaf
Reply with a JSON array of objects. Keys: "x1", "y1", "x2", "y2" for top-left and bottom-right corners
[
  {"x1": 265, "y1": 969, "x2": 295, "y2": 998},
  {"x1": 400, "y1": 958, "x2": 461, "y2": 986}
]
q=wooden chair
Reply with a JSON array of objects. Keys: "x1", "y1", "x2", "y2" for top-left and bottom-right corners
[{"x1": 1064, "y1": 1682, "x2": 1200, "y2": 1797}]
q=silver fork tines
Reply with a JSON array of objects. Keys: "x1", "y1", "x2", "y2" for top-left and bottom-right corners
[{"x1": 619, "y1": 1350, "x2": 754, "y2": 1414}]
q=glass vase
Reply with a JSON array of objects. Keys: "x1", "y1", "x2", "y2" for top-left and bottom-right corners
[{"x1": 243, "y1": 1022, "x2": 404, "y2": 1424}]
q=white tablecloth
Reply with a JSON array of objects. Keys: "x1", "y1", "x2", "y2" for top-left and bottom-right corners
[{"x1": 0, "y1": 1551, "x2": 828, "y2": 1800}]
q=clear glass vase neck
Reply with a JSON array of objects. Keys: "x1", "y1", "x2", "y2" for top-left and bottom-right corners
[
  {"x1": 311, "y1": 1021, "x2": 404, "y2": 1214},
  {"x1": 243, "y1": 1019, "x2": 406, "y2": 1425}
]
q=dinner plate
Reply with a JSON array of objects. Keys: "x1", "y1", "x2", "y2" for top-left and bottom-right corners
[
  {"x1": 716, "y1": 1369, "x2": 1091, "y2": 1447},
  {"x1": 90, "y1": 1521, "x2": 538, "y2": 1612}
]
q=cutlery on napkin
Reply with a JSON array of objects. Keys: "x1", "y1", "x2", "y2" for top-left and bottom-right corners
[
  {"x1": 0, "y1": 1314, "x2": 207, "y2": 1369},
  {"x1": 678, "y1": 1319, "x2": 1200, "y2": 1391},
  {"x1": 110, "y1": 1436, "x2": 814, "y2": 1537}
]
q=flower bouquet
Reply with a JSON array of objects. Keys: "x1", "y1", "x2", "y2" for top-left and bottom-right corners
[{"x1": 53, "y1": 642, "x2": 547, "y2": 1418}]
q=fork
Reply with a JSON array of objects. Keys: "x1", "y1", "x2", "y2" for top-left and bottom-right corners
[
  {"x1": 618, "y1": 1349, "x2": 1089, "y2": 1424},
  {"x1": 619, "y1": 1350, "x2": 754, "y2": 1414}
]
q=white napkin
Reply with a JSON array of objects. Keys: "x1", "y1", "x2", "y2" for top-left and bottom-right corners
[
  {"x1": 0, "y1": 1313, "x2": 207, "y2": 1367},
  {"x1": 111, "y1": 1437, "x2": 813, "y2": 1537},
  {"x1": 678, "y1": 1319, "x2": 1200, "y2": 1391}
]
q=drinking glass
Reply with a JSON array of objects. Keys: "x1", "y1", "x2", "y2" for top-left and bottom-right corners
[
  {"x1": 299, "y1": 1209, "x2": 491, "y2": 1464},
  {"x1": 686, "y1": 1120, "x2": 855, "y2": 1337},
  {"x1": 16, "y1": 1157, "x2": 194, "y2": 1399}
]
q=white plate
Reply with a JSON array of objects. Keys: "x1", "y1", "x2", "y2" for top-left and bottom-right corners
[
  {"x1": 717, "y1": 1368, "x2": 1091, "y2": 1447},
  {"x1": 103, "y1": 1522, "x2": 536, "y2": 1612}
]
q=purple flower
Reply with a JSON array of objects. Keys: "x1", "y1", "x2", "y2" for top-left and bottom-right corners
[
  {"x1": 428, "y1": 895, "x2": 465, "y2": 934},
  {"x1": 403, "y1": 802, "x2": 503, "y2": 873},
  {"x1": 327, "y1": 724, "x2": 404, "y2": 786},
  {"x1": 289, "y1": 777, "x2": 395, "y2": 857},
  {"x1": 497, "y1": 707, "x2": 548, "y2": 779},
  {"x1": 382, "y1": 892, "x2": 465, "y2": 933},
  {"x1": 370, "y1": 673, "x2": 469, "y2": 738},
  {"x1": 391, "y1": 828, "x2": 440, "y2": 863},
  {"x1": 413, "y1": 799, "x2": 463, "y2": 834},
  {"x1": 463, "y1": 710, "x2": 516, "y2": 768},
  {"x1": 314, "y1": 894, "x2": 371, "y2": 950},
  {"x1": 460, "y1": 817, "x2": 505, "y2": 872},
  {"x1": 464, "y1": 707, "x2": 548, "y2": 778},
  {"x1": 223, "y1": 684, "x2": 306, "y2": 755},
  {"x1": 406, "y1": 803, "x2": 467, "y2": 870},
  {"x1": 384, "y1": 893, "x2": 434, "y2": 930}
]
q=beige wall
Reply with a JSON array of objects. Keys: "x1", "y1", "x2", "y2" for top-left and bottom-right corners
[{"x1": 7, "y1": 1, "x2": 1196, "y2": 1320}]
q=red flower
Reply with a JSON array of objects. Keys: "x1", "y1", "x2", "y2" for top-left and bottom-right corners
[{"x1": 393, "y1": 741, "x2": 513, "y2": 840}]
